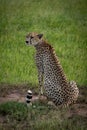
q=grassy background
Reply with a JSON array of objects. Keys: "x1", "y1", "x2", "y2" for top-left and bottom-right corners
[{"x1": 0, "y1": 0, "x2": 87, "y2": 86}]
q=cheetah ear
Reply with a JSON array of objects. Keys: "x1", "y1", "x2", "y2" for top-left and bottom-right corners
[{"x1": 37, "y1": 34, "x2": 43, "y2": 39}]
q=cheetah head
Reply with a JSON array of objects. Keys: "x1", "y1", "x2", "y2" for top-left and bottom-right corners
[{"x1": 26, "y1": 32, "x2": 43, "y2": 46}]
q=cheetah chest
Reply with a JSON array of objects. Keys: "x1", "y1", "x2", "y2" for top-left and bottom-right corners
[{"x1": 43, "y1": 53, "x2": 65, "y2": 104}]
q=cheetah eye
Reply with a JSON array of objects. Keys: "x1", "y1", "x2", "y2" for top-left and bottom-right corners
[
  {"x1": 30, "y1": 36, "x2": 34, "y2": 39},
  {"x1": 26, "y1": 36, "x2": 29, "y2": 38}
]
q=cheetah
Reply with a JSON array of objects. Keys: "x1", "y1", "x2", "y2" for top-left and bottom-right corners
[{"x1": 25, "y1": 32, "x2": 79, "y2": 106}]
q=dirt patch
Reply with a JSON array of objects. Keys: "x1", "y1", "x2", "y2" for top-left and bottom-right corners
[
  {"x1": 0, "y1": 86, "x2": 87, "y2": 119},
  {"x1": 0, "y1": 90, "x2": 25, "y2": 103},
  {"x1": 66, "y1": 103, "x2": 87, "y2": 118}
]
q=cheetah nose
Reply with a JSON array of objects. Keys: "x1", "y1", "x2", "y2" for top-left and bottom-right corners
[{"x1": 26, "y1": 41, "x2": 28, "y2": 43}]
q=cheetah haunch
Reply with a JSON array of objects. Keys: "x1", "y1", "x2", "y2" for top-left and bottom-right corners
[{"x1": 25, "y1": 32, "x2": 79, "y2": 106}]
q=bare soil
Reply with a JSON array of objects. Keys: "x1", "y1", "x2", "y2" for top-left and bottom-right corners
[{"x1": 0, "y1": 85, "x2": 87, "y2": 118}]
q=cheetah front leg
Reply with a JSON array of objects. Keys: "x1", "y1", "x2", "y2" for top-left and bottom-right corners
[
  {"x1": 35, "y1": 54, "x2": 44, "y2": 98},
  {"x1": 38, "y1": 72, "x2": 44, "y2": 97}
]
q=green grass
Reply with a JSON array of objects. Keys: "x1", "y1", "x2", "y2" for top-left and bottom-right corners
[
  {"x1": 0, "y1": 0, "x2": 87, "y2": 86},
  {"x1": 0, "y1": 1, "x2": 87, "y2": 129},
  {"x1": 0, "y1": 101, "x2": 87, "y2": 130}
]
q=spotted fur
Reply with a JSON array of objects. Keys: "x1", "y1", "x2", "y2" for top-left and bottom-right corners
[{"x1": 25, "y1": 32, "x2": 79, "y2": 106}]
